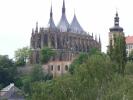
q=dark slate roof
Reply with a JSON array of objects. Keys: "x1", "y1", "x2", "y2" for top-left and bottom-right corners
[
  {"x1": 47, "y1": 16, "x2": 56, "y2": 31},
  {"x1": 110, "y1": 26, "x2": 123, "y2": 32},
  {"x1": 110, "y1": 12, "x2": 123, "y2": 32},
  {"x1": 57, "y1": 13, "x2": 69, "y2": 32},
  {"x1": 57, "y1": 0, "x2": 69, "y2": 32},
  {"x1": 70, "y1": 14, "x2": 84, "y2": 33},
  {"x1": 47, "y1": 6, "x2": 57, "y2": 31}
]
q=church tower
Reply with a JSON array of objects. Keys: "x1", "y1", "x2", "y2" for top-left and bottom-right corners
[{"x1": 109, "y1": 12, "x2": 124, "y2": 46}]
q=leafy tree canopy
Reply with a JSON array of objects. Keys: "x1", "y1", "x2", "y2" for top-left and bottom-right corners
[
  {"x1": 40, "y1": 47, "x2": 56, "y2": 64},
  {"x1": 69, "y1": 48, "x2": 106, "y2": 74},
  {"x1": 30, "y1": 64, "x2": 50, "y2": 82},
  {"x1": 27, "y1": 52, "x2": 133, "y2": 100},
  {"x1": 125, "y1": 62, "x2": 133, "y2": 75},
  {"x1": 21, "y1": 64, "x2": 53, "y2": 95},
  {"x1": 108, "y1": 34, "x2": 127, "y2": 76},
  {"x1": 0, "y1": 55, "x2": 16, "y2": 87},
  {"x1": 15, "y1": 47, "x2": 31, "y2": 66}
]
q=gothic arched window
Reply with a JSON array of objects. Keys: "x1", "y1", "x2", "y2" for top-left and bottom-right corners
[
  {"x1": 51, "y1": 65, "x2": 53, "y2": 71},
  {"x1": 65, "y1": 65, "x2": 68, "y2": 71},
  {"x1": 58, "y1": 65, "x2": 60, "y2": 71}
]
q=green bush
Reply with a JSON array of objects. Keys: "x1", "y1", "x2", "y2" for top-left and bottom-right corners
[
  {"x1": 40, "y1": 47, "x2": 56, "y2": 64},
  {"x1": 26, "y1": 53, "x2": 133, "y2": 100},
  {"x1": 125, "y1": 62, "x2": 133, "y2": 75}
]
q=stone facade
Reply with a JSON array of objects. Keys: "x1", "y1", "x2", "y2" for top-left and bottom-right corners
[{"x1": 30, "y1": 0, "x2": 101, "y2": 76}]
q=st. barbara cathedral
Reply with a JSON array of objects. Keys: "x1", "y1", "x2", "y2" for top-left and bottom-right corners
[{"x1": 30, "y1": 0, "x2": 101, "y2": 76}]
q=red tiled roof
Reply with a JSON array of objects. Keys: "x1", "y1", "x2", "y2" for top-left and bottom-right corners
[{"x1": 126, "y1": 36, "x2": 133, "y2": 44}]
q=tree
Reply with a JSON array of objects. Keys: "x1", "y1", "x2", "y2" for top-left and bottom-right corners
[
  {"x1": 21, "y1": 64, "x2": 53, "y2": 96},
  {"x1": 30, "y1": 64, "x2": 53, "y2": 82},
  {"x1": 69, "y1": 52, "x2": 88, "y2": 74},
  {"x1": 69, "y1": 48, "x2": 104, "y2": 74},
  {"x1": 125, "y1": 62, "x2": 133, "y2": 75},
  {"x1": 27, "y1": 53, "x2": 133, "y2": 100},
  {"x1": 108, "y1": 39, "x2": 113, "y2": 60},
  {"x1": 30, "y1": 64, "x2": 45, "y2": 82},
  {"x1": 15, "y1": 47, "x2": 31, "y2": 66},
  {"x1": 0, "y1": 55, "x2": 16, "y2": 87},
  {"x1": 109, "y1": 34, "x2": 127, "y2": 76},
  {"x1": 40, "y1": 47, "x2": 56, "y2": 64}
]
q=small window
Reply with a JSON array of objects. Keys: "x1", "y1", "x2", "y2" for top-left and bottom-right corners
[
  {"x1": 58, "y1": 65, "x2": 60, "y2": 71},
  {"x1": 51, "y1": 65, "x2": 53, "y2": 71},
  {"x1": 126, "y1": 45, "x2": 128, "y2": 49},
  {"x1": 65, "y1": 65, "x2": 68, "y2": 71}
]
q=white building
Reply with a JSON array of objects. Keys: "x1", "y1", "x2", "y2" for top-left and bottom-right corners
[{"x1": 126, "y1": 36, "x2": 133, "y2": 56}]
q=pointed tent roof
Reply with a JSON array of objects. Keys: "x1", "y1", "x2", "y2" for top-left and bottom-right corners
[
  {"x1": 57, "y1": 0, "x2": 69, "y2": 32},
  {"x1": 70, "y1": 13, "x2": 84, "y2": 33},
  {"x1": 47, "y1": 4, "x2": 57, "y2": 31}
]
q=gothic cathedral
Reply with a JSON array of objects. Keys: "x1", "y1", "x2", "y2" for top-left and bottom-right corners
[{"x1": 30, "y1": 0, "x2": 101, "y2": 76}]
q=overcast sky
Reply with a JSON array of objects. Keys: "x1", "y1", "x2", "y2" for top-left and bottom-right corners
[{"x1": 0, "y1": 0, "x2": 132, "y2": 58}]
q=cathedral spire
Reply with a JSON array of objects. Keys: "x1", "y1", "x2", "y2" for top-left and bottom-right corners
[
  {"x1": 50, "y1": 3, "x2": 53, "y2": 18},
  {"x1": 95, "y1": 34, "x2": 97, "y2": 42},
  {"x1": 35, "y1": 22, "x2": 38, "y2": 33},
  {"x1": 47, "y1": 2, "x2": 56, "y2": 31},
  {"x1": 62, "y1": 0, "x2": 65, "y2": 14},
  {"x1": 99, "y1": 34, "x2": 101, "y2": 44},
  {"x1": 92, "y1": 33, "x2": 93, "y2": 38},
  {"x1": 32, "y1": 28, "x2": 34, "y2": 35},
  {"x1": 70, "y1": 11, "x2": 84, "y2": 33},
  {"x1": 57, "y1": 0, "x2": 69, "y2": 32}
]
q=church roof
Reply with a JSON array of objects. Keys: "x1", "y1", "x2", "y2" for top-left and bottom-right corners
[
  {"x1": 47, "y1": 17, "x2": 56, "y2": 30},
  {"x1": 110, "y1": 12, "x2": 123, "y2": 32},
  {"x1": 47, "y1": 5, "x2": 57, "y2": 31},
  {"x1": 70, "y1": 14, "x2": 84, "y2": 33},
  {"x1": 126, "y1": 36, "x2": 133, "y2": 44},
  {"x1": 110, "y1": 26, "x2": 123, "y2": 32},
  {"x1": 57, "y1": 0, "x2": 70, "y2": 32},
  {"x1": 57, "y1": 14, "x2": 69, "y2": 32},
  {"x1": 0, "y1": 83, "x2": 24, "y2": 100}
]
